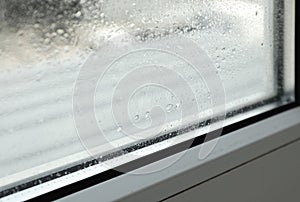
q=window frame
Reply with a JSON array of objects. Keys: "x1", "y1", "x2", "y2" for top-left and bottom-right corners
[{"x1": 59, "y1": 108, "x2": 300, "y2": 202}]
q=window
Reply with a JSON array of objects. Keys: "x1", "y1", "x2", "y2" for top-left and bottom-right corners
[{"x1": 0, "y1": 0, "x2": 296, "y2": 200}]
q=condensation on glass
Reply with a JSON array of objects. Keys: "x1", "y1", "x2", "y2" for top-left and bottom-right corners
[{"x1": 0, "y1": 0, "x2": 295, "y2": 197}]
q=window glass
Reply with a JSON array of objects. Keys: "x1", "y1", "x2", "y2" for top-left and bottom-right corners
[{"x1": 0, "y1": 0, "x2": 295, "y2": 197}]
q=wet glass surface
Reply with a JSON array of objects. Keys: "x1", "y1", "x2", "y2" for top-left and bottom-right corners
[{"x1": 0, "y1": 0, "x2": 295, "y2": 196}]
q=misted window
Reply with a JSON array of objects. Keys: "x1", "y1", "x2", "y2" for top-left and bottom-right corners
[{"x1": 0, "y1": 0, "x2": 295, "y2": 199}]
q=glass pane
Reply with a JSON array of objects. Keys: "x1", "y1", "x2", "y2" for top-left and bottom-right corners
[{"x1": 0, "y1": 0, "x2": 295, "y2": 197}]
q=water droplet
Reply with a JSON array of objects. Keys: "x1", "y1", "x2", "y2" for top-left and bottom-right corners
[
  {"x1": 177, "y1": 45, "x2": 183, "y2": 50},
  {"x1": 145, "y1": 112, "x2": 150, "y2": 119},
  {"x1": 175, "y1": 103, "x2": 181, "y2": 110},
  {"x1": 74, "y1": 11, "x2": 82, "y2": 18},
  {"x1": 117, "y1": 127, "x2": 122, "y2": 132},
  {"x1": 129, "y1": 23, "x2": 135, "y2": 28},
  {"x1": 57, "y1": 29, "x2": 65, "y2": 35},
  {"x1": 134, "y1": 115, "x2": 140, "y2": 121},
  {"x1": 166, "y1": 104, "x2": 173, "y2": 113}
]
